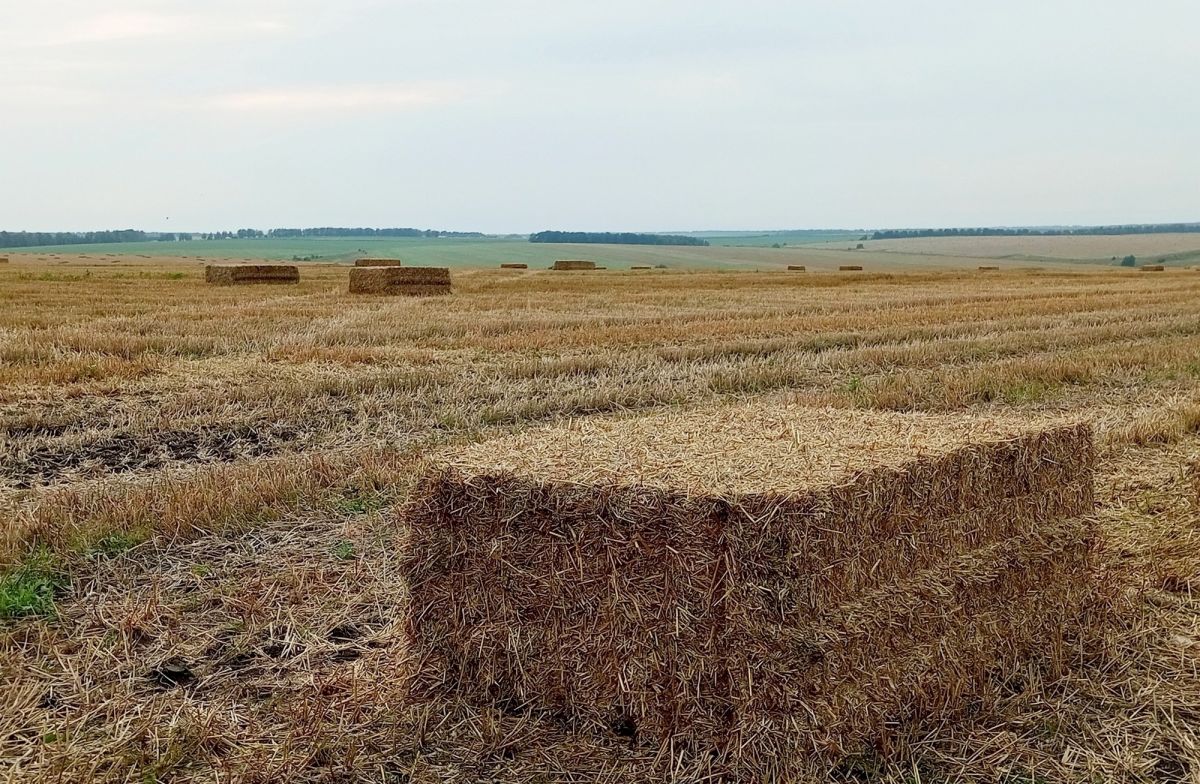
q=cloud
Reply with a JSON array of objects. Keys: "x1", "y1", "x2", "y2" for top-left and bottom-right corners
[
  {"x1": 202, "y1": 83, "x2": 489, "y2": 112},
  {"x1": 15, "y1": 11, "x2": 288, "y2": 47}
]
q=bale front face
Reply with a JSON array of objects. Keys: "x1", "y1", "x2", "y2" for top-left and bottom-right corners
[
  {"x1": 552, "y1": 259, "x2": 596, "y2": 271},
  {"x1": 402, "y1": 404, "x2": 1098, "y2": 774},
  {"x1": 355, "y1": 258, "x2": 403, "y2": 267},
  {"x1": 204, "y1": 264, "x2": 299, "y2": 285},
  {"x1": 348, "y1": 265, "x2": 451, "y2": 295}
]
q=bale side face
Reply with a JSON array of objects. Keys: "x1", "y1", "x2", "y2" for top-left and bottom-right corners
[
  {"x1": 552, "y1": 260, "x2": 596, "y2": 271},
  {"x1": 1141, "y1": 265, "x2": 1166, "y2": 271},
  {"x1": 348, "y1": 266, "x2": 451, "y2": 295},
  {"x1": 355, "y1": 258, "x2": 403, "y2": 267},
  {"x1": 402, "y1": 405, "x2": 1098, "y2": 773},
  {"x1": 788, "y1": 265, "x2": 806, "y2": 271},
  {"x1": 499, "y1": 263, "x2": 528, "y2": 269},
  {"x1": 839, "y1": 265, "x2": 864, "y2": 271},
  {"x1": 204, "y1": 264, "x2": 299, "y2": 285}
]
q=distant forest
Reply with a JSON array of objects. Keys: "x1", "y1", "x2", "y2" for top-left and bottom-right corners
[
  {"x1": 0, "y1": 230, "x2": 148, "y2": 249},
  {"x1": 0, "y1": 227, "x2": 484, "y2": 248},
  {"x1": 530, "y1": 231, "x2": 710, "y2": 246},
  {"x1": 870, "y1": 223, "x2": 1200, "y2": 240}
]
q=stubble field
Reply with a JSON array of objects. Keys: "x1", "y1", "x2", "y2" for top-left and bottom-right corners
[{"x1": 2, "y1": 255, "x2": 1199, "y2": 782}]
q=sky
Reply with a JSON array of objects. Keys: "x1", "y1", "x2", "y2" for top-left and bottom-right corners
[{"x1": 1, "y1": 1, "x2": 1198, "y2": 234}]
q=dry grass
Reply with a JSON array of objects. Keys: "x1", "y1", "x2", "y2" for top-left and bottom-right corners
[{"x1": 2, "y1": 256, "x2": 1200, "y2": 780}]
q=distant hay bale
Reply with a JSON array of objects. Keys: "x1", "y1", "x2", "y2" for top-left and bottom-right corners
[
  {"x1": 355, "y1": 258, "x2": 403, "y2": 267},
  {"x1": 348, "y1": 265, "x2": 450, "y2": 296},
  {"x1": 978, "y1": 266, "x2": 1000, "y2": 271},
  {"x1": 839, "y1": 265, "x2": 863, "y2": 271},
  {"x1": 204, "y1": 264, "x2": 299, "y2": 285},
  {"x1": 499, "y1": 263, "x2": 528, "y2": 269},
  {"x1": 631, "y1": 266, "x2": 652, "y2": 270},
  {"x1": 552, "y1": 259, "x2": 596, "y2": 271},
  {"x1": 1141, "y1": 264, "x2": 1166, "y2": 272},
  {"x1": 0, "y1": 256, "x2": 8, "y2": 264},
  {"x1": 402, "y1": 403, "x2": 1101, "y2": 776},
  {"x1": 787, "y1": 265, "x2": 806, "y2": 271}
]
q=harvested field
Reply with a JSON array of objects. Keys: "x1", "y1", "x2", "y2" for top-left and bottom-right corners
[
  {"x1": 3, "y1": 256, "x2": 1200, "y2": 782},
  {"x1": 860, "y1": 232, "x2": 1200, "y2": 261},
  {"x1": 348, "y1": 266, "x2": 451, "y2": 295},
  {"x1": 355, "y1": 258, "x2": 404, "y2": 267},
  {"x1": 404, "y1": 404, "x2": 1099, "y2": 776},
  {"x1": 552, "y1": 259, "x2": 596, "y2": 271},
  {"x1": 204, "y1": 264, "x2": 299, "y2": 285}
]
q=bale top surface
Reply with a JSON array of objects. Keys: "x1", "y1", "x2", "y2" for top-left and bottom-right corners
[{"x1": 433, "y1": 403, "x2": 1080, "y2": 496}]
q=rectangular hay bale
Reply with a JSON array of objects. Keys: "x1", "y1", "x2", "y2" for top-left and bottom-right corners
[
  {"x1": 838, "y1": 265, "x2": 863, "y2": 271},
  {"x1": 349, "y1": 265, "x2": 450, "y2": 295},
  {"x1": 355, "y1": 258, "x2": 403, "y2": 267},
  {"x1": 978, "y1": 266, "x2": 1000, "y2": 271},
  {"x1": 552, "y1": 259, "x2": 597, "y2": 271},
  {"x1": 402, "y1": 404, "x2": 1099, "y2": 775},
  {"x1": 204, "y1": 264, "x2": 299, "y2": 285},
  {"x1": 499, "y1": 263, "x2": 528, "y2": 269},
  {"x1": 788, "y1": 265, "x2": 806, "y2": 271},
  {"x1": 1141, "y1": 264, "x2": 1166, "y2": 272}
]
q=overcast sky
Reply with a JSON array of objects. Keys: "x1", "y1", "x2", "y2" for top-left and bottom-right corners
[{"x1": 2, "y1": 1, "x2": 1197, "y2": 233}]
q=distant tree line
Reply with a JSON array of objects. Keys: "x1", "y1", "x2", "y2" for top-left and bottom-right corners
[
  {"x1": 869, "y1": 223, "x2": 1200, "y2": 240},
  {"x1": 0, "y1": 230, "x2": 147, "y2": 249},
  {"x1": 0, "y1": 226, "x2": 487, "y2": 248},
  {"x1": 529, "y1": 231, "x2": 710, "y2": 246},
  {"x1": 266, "y1": 227, "x2": 485, "y2": 238}
]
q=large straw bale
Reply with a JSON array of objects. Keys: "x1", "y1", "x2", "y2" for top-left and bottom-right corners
[
  {"x1": 0, "y1": 256, "x2": 9, "y2": 264},
  {"x1": 204, "y1": 264, "x2": 299, "y2": 285},
  {"x1": 978, "y1": 265, "x2": 1000, "y2": 271},
  {"x1": 355, "y1": 258, "x2": 403, "y2": 267},
  {"x1": 839, "y1": 265, "x2": 864, "y2": 271},
  {"x1": 402, "y1": 404, "x2": 1099, "y2": 774},
  {"x1": 1141, "y1": 264, "x2": 1166, "y2": 272},
  {"x1": 500, "y1": 263, "x2": 528, "y2": 269},
  {"x1": 552, "y1": 259, "x2": 597, "y2": 271},
  {"x1": 348, "y1": 266, "x2": 450, "y2": 296},
  {"x1": 788, "y1": 265, "x2": 806, "y2": 271}
]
